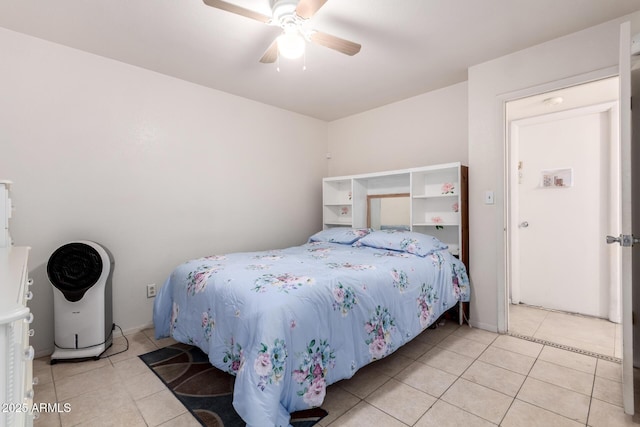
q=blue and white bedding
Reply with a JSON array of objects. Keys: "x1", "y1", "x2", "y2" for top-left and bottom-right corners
[{"x1": 154, "y1": 230, "x2": 469, "y2": 427}]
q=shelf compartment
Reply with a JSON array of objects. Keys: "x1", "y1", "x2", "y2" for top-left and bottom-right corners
[
  {"x1": 323, "y1": 179, "x2": 352, "y2": 206},
  {"x1": 419, "y1": 211, "x2": 459, "y2": 225}
]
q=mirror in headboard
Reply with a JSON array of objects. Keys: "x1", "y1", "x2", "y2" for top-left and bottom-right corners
[{"x1": 367, "y1": 193, "x2": 410, "y2": 230}]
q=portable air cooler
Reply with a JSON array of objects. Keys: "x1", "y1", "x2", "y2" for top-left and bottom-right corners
[{"x1": 47, "y1": 241, "x2": 113, "y2": 362}]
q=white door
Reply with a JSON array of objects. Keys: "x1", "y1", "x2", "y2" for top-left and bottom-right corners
[
  {"x1": 618, "y1": 21, "x2": 636, "y2": 415},
  {"x1": 513, "y1": 106, "x2": 618, "y2": 319}
]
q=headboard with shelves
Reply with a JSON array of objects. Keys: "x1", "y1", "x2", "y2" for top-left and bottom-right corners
[{"x1": 323, "y1": 163, "x2": 468, "y2": 267}]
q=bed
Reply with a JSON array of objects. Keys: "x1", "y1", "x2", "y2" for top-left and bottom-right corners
[{"x1": 154, "y1": 228, "x2": 469, "y2": 426}]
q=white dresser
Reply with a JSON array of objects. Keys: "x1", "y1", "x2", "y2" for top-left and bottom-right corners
[{"x1": 0, "y1": 246, "x2": 34, "y2": 427}]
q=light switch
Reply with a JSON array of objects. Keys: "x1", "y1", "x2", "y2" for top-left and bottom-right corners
[{"x1": 485, "y1": 191, "x2": 494, "y2": 205}]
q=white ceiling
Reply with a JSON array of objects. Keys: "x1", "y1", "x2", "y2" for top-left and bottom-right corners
[{"x1": 1, "y1": 0, "x2": 639, "y2": 121}]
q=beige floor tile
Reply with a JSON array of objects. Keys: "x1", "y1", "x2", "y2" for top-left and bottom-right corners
[
  {"x1": 510, "y1": 304, "x2": 549, "y2": 323},
  {"x1": 478, "y1": 346, "x2": 536, "y2": 375},
  {"x1": 336, "y1": 364, "x2": 391, "y2": 399},
  {"x1": 413, "y1": 327, "x2": 454, "y2": 346},
  {"x1": 33, "y1": 357, "x2": 54, "y2": 386},
  {"x1": 34, "y1": 410, "x2": 62, "y2": 427},
  {"x1": 533, "y1": 332, "x2": 613, "y2": 357},
  {"x1": 537, "y1": 345, "x2": 597, "y2": 374},
  {"x1": 533, "y1": 311, "x2": 616, "y2": 356},
  {"x1": 123, "y1": 370, "x2": 167, "y2": 401},
  {"x1": 136, "y1": 389, "x2": 188, "y2": 426},
  {"x1": 104, "y1": 332, "x2": 158, "y2": 363},
  {"x1": 371, "y1": 351, "x2": 414, "y2": 377},
  {"x1": 111, "y1": 355, "x2": 153, "y2": 379},
  {"x1": 501, "y1": 399, "x2": 583, "y2": 427},
  {"x1": 327, "y1": 401, "x2": 405, "y2": 427},
  {"x1": 509, "y1": 304, "x2": 548, "y2": 337},
  {"x1": 395, "y1": 361, "x2": 457, "y2": 398},
  {"x1": 394, "y1": 338, "x2": 433, "y2": 360},
  {"x1": 41, "y1": 327, "x2": 635, "y2": 427},
  {"x1": 33, "y1": 381, "x2": 57, "y2": 404},
  {"x1": 492, "y1": 335, "x2": 543, "y2": 358},
  {"x1": 143, "y1": 327, "x2": 179, "y2": 349},
  {"x1": 414, "y1": 399, "x2": 496, "y2": 427},
  {"x1": 142, "y1": 327, "x2": 157, "y2": 339},
  {"x1": 59, "y1": 384, "x2": 138, "y2": 427},
  {"x1": 436, "y1": 334, "x2": 489, "y2": 358},
  {"x1": 441, "y1": 378, "x2": 513, "y2": 424},
  {"x1": 588, "y1": 398, "x2": 637, "y2": 427},
  {"x1": 74, "y1": 405, "x2": 147, "y2": 427},
  {"x1": 528, "y1": 359, "x2": 594, "y2": 396},
  {"x1": 102, "y1": 334, "x2": 129, "y2": 356},
  {"x1": 516, "y1": 377, "x2": 589, "y2": 423},
  {"x1": 419, "y1": 346, "x2": 475, "y2": 376},
  {"x1": 508, "y1": 325, "x2": 542, "y2": 337},
  {"x1": 540, "y1": 311, "x2": 616, "y2": 344},
  {"x1": 55, "y1": 363, "x2": 122, "y2": 401},
  {"x1": 462, "y1": 360, "x2": 526, "y2": 397},
  {"x1": 592, "y1": 376, "x2": 623, "y2": 407},
  {"x1": 157, "y1": 412, "x2": 203, "y2": 426},
  {"x1": 319, "y1": 385, "x2": 361, "y2": 426},
  {"x1": 51, "y1": 357, "x2": 110, "y2": 381},
  {"x1": 365, "y1": 378, "x2": 436, "y2": 425},
  {"x1": 452, "y1": 326, "x2": 498, "y2": 345},
  {"x1": 509, "y1": 318, "x2": 541, "y2": 337},
  {"x1": 596, "y1": 359, "x2": 623, "y2": 382}
]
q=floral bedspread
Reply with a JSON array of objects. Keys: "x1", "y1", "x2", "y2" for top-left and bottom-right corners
[{"x1": 154, "y1": 241, "x2": 469, "y2": 427}]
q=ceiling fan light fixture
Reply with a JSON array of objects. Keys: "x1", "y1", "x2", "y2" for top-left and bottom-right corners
[{"x1": 277, "y1": 30, "x2": 305, "y2": 59}]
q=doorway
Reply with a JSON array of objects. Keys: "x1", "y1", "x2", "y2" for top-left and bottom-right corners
[{"x1": 506, "y1": 77, "x2": 622, "y2": 358}]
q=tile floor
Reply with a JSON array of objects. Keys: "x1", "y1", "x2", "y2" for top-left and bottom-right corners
[
  {"x1": 509, "y1": 303, "x2": 622, "y2": 359},
  {"x1": 32, "y1": 322, "x2": 635, "y2": 427}
]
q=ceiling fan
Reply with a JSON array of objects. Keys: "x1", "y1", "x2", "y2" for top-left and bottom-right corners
[{"x1": 202, "y1": 0, "x2": 361, "y2": 63}]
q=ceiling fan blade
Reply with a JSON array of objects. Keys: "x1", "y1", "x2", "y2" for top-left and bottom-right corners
[
  {"x1": 202, "y1": 0, "x2": 271, "y2": 23},
  {"x1": 260, "y1": 39, "x2": 279, "y2": 63},
  {"x1": 295, "y1": 0, "x2": 328, "y2": 19},
  {"x1": 310, "y1": 31, "x2": 361, "y2": 56}
]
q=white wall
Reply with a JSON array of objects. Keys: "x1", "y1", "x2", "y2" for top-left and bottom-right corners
[
  {"x1": 327, "y1": 82, "x2": 468, "y2": 176},
  {"x1": 0, "y1": 28, "x2": 328, "y2": 356},
  {"x1": 468, "y1": 12, "x2": 640, "y2": 332}
]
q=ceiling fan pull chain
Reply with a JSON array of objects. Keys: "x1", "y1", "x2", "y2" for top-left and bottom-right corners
[{"x1": 303, "y1": 50, "x2": 307, "y2": 71}]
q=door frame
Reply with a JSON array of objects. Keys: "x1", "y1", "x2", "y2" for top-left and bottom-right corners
[
  {"x1": 497, "y1": 66, "x2": 618, "y2": 335},
  {"x1": 508, "y1": 101, "x2": 620, "y2": 321}
]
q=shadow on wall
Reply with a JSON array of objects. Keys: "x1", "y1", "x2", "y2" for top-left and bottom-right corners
[{"x1": 28, "y1": 262, "x2": 55, "y2": 358}]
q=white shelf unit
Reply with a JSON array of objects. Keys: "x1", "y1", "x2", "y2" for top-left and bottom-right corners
[
  {"x1": 411, "y1": 163, "x2": 468, "y2": 267},
  {"x1": 322, "y1": 178, "x2": 354, "y2": 227},
  {"x1": 322, "y1": 163, "x2": 468, "y2": 266}
]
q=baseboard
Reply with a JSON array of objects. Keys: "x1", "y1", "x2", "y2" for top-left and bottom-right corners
[{"x1": 114, "y1": 322, "x2": 154, "y2": 337}]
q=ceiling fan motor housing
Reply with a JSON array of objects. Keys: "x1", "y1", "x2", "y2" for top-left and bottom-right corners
[{"x1": 272, "y1": 0, "x2": 300, "y2": 23}]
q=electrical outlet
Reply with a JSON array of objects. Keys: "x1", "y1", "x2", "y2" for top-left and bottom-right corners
[
  {"x1": 146, "y1": 283, "x2": 157, "y2": 298},
  {"x1": 484, "y1": 191, "x2": 495, "y2": 205}
]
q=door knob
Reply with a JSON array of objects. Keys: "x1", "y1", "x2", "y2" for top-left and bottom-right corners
[
  {"x1": 606, "y1": 235, "x2": 621, "y2": 244},
  {"x1": 519, "y1": 221, "x2": 529, "y2": 228},
  {"x1": 607, "y1": 234, "x2": 639, "y2": 247}
]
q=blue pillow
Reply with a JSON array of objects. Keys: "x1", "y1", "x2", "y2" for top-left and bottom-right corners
[
  {"x1": 308, "y1": 228, "x2": 372, "y2": 244},
  {"x1": 357, "y1": 230, "x2": 448, "y2": 256}
]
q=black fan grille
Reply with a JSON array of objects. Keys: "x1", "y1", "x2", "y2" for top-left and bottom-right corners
[{"x1": 47, "y1": 243, "x2": 103, "y2": 302}]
